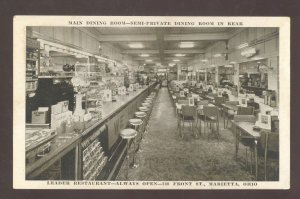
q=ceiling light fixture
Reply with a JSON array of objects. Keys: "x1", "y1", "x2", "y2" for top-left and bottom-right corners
[
  {"x1": 213, "y1": 53, "x2": 222, "y2": 58},
  {"x1": 128, "y1": 43, "x2": 144, "y2": 48},
  {"x1": 140, "y1": 54, "x2": 150, "y2": 57},
  {"x1": 175, "y1": 54, "x2": 186, "y2": 57},
  {"x1": 179, "y1": 42, "x2": 195, "y2": 48},
  {"x1": 237, "y1": 43, "x2": 249, "y2": 49},
  {"x1": 146, "y1": 59, "x2": 152, "y2": 62},
  {"x1": 173, "y1": 59, "x2": 180, "y2": 62}
]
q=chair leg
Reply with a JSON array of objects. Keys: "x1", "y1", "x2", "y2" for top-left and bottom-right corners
[
  {"x1": 204, "y1": 120, "x2": 206, "y2": 135},
  {"x1": 245, "y1": 148, "x2": 248, "y2": 169},
  {"x1": 226, "y1": 117, "x2": 229, "y2": 129},
  {"x1": 250, "y1": 150, "x2": 253, "y2": 174},
  {"x1": 223, "y1": 111, "x2": 226, "y2": 128},
  {"x1": 217, "y1": 121, "x2": 220, "y2": 141},
  {"x1": 181, "y1": 120, "x2": 184, "y2": 139},
  {"x1": 235, "y1": 129, "x2": 240, "y2": 160},
  {"x1": 199, "y1": 119, "x2": 202, "y2": 136},
  {"x1": 254, "y1": 141, "x2": 258, "y2": 180},
  {"x1": 192, "y1": 121, "x2": 197, "y2": 138},
  {"x1": 264, "y1": 134, "x2": 269, "y2": 181},
  {"x1": 179, "y1": 119, "x2": 181, "y2": 138}
]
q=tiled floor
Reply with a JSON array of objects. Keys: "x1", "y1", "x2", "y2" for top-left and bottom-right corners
[{"x1": 117, "y1": 87, "x2": 278, "y2": 181}]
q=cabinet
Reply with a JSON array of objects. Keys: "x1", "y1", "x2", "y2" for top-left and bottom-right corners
[{"x1": 26, "y1": 38, "x2": 40, "y2": 93}]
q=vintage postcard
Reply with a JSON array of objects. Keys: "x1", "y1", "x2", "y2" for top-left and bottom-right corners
[{"x1": 13, "y1": 16, "x2": 290, "y2": 189}]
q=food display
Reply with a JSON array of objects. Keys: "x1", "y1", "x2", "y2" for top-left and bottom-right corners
[
  {"x1": 86, "y1": 87, "x2": 104, "y2": 121},
  {"x1": 26, "y1": 129, "x2": 57, "y2": 164}
]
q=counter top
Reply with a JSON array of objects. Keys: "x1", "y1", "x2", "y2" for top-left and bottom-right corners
[
  {"x1": 26, "y1": 84, "x2": 154, "y2": 179},
  {"x1": 81, "y1": 85, "x2": 153, "y2": 137}
]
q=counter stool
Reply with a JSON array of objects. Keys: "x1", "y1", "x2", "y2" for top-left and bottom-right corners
[
  {"x1": 145, "y1": 99, "x2": 153, "y2": 104},
  {"x1": 139, "y1": 106, "x2": 149, "y2": 112},
  {"x1": 142, "y1": 102, "x2": 151, "y2": 108},
  {"x1": 139, "y1": 106, "x2": 151, "y2": 133},
  {"x1": 144, "y1": 100, "x2": 153, "y2": 109},
  {"x1": 120, "y1": 128, "x2": 137, "y2": 180},
  {"x1": 143, "y1": 102, "x2": 152, "y2": 115},
  {"x1": 147, "y1": 95, "x2": 155, "y2": 103},
  {"x1": 129, "y1": 118, "x2": 143, "y2": 156},
  {"x1": 135, "y1": 111, "x2": 148, "y2": 141}
]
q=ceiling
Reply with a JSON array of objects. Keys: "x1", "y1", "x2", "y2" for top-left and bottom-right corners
[{"x1": 92, "y1": 27, "x2": 240, "y2": 66}]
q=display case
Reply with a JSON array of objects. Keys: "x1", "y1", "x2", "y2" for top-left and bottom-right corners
[{"x1": 26, "y1": 38, "x2": 40, "y2": 93}]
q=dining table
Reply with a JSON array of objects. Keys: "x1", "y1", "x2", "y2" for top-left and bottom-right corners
[{"x1": 231, "y1": 120, "x2": 262, "y2": 180}]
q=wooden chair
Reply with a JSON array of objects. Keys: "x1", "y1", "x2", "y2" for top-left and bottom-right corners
[
  {"x1": 196, "y1": 100, "x2": 209, "y2": 135},
  {"x1": 214, "y1": 96, "x2": 225, "y2": 106},
  {"x1": 203, "y1": 105, "x2": 220, "y2": 140},
  {"x1": 259, "y1": 131, "x2": 279, "y2": 180},
  {"x1": 214, "y1": 96, "x2": 225, "y2": 123},
  {"x1": 233, "y1": 115, "x2": 257, "y2": 177},
  {"x1": 179, "y1": 105, "x2": 197, "y2": 139},
  {"x1": 237, "y1": 106, "x2": 254, "y2": 115},
  {"x1": 223, "y1": 101, "x2": 239, "y2": 128}
]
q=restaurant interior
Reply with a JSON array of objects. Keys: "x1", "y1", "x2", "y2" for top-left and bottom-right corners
[{"x1": 25, "y1": 27, "x2": 279, "y2": 181}]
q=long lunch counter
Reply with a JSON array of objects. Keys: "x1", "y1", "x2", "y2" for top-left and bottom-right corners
[{"x1": 26, "y1": 83, "x2": 156, "y2": 180}]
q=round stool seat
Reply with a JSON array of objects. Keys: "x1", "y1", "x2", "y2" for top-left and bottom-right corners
[
  {"x1": 120, "y1": 129, "x2": 137, "y2": 139},
  {"x1": 129, "y1": 118, "x2": 143, "y2": 126},
  {"x1": 144, "y1": 100, "x2": 152, "y2": 104},
  {"x1": 135, "y1": 111, "x2": 147, "y2": 118},
  {"x1": 142, "y1": 103, "x2": 151, "y2": 107},
  {"x1": 139, "y1": 106, "x2": 149, "y2": 112}
]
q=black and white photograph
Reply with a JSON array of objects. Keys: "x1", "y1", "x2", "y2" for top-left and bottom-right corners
[{"x1": 13, "y1": 16, "x2": 290, "y2": 189}]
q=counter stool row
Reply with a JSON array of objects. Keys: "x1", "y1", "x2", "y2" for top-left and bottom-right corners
[{"x1": 119, "y1": 91, "x2": 157, "y2": 179}]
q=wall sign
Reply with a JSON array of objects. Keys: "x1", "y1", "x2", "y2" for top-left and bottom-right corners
[{"x1": 241, "y1": 48, "x2": 257, "y2": 58}]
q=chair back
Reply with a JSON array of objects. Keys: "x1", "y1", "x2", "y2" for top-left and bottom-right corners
[
  {"x1": 233, "y1": 115, "x2": 256, "y2": 123},
  {"x1": 203, "y1": 106, "x2": 219, "y2": 120},
  {"x1": 182, "y1": 105, "x2": 197, "y2": 118},
  {"x1": 208, "y1": 93, "x2": 217, "y2": 97},
  {"x1": 177, "y1": 96, "x2": 187, "y2": 102},
  {"x1": 178, "y1": 100, "x2": 189, "y2": 105},
  {"x1": 225, "y1": 101, "x2": 239, "y2": 106},
  {"x1": 214, "y1": 96, "x2": 225, "y2": 106},
  {"x1": 197, "y1": 100, "x2": 209, "y2": 106},
  {"x1": 260, "y1": 131, "x2": 279, "y2": 153},
  {"x1": 237, "y1": 106, "x2": 254, "y2": 115}
]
